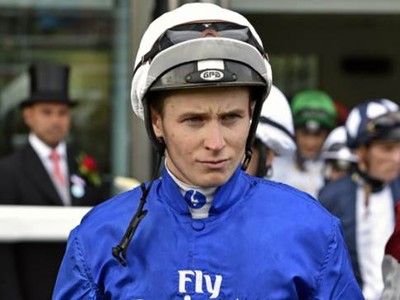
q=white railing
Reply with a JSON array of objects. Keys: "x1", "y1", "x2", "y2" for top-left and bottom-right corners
[{"x1": 0, "y1": 205, "x2": 91, "y2": 242}]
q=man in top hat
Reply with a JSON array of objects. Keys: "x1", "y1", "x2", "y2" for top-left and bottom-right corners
[{"x1": 0, "y1": 62, "x2": 106, "y2": 300}]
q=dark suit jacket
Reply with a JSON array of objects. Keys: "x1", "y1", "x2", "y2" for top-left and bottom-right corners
[
  {"x1": 0, "y1": 143, "x2": 107, "y2": 300},
  {"x1": 318, "y1": 174, "x2": 400, "y2": 287}
]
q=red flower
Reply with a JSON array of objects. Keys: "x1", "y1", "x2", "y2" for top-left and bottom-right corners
[
  {"x1": 77, "y1": 153, "x2": 101, "y2": 186},
  {"x1": 82, "y1": 156, "x2": 98, "y2": 172}
]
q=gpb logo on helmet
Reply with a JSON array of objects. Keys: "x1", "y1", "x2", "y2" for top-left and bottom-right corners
[{"x1": 200, "y1": 70, "x2": 224, "y2": 81}]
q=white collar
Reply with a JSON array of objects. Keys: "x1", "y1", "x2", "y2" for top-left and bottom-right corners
[
  {"x1": 165, "y1": 162, "x2": 217, "y2": 195},
  {"x1": 165, "y1": 163, "x2": 216, "y2": 219},
  {"x1": 29, "y1": 133, "x2": 67, "y2": 160}
]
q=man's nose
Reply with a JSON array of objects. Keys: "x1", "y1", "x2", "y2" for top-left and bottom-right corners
[
  {"x1": 50, "y1": 112, "x2": 67, "y2": 122},
  {"x1": 204, "y1": 122, "x2": 226, "y2": 151},
  {"x1": 393, "y1": 146, "x2": 400, "y2": 164}
]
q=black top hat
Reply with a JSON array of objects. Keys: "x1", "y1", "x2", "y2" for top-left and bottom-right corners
[{"x1": 20, "y1": 62, "x2": 78, "y2": 108}]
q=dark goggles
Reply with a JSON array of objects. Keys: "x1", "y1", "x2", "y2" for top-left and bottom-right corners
[
  {"x1": 327, "y1": 143, "x2": 346, "y2": 152},
  {"x1": 295, "y1": 109, "x2": 334, "y2": 124},
  {"x1": 326, "y1": 159, "x2": 354, "y2": 171},
  {"x1": 140, "y1": 22, "x2": 267, "y2": 65},
  {"x1": 366, "y1": 111, "x2": 400, "y2": 135},
  {"x1": 259, "y1": 116, "x2": 295, "y2": 142}
]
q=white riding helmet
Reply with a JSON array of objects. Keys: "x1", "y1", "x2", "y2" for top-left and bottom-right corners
[
  {"x1": 321, "y1": 126, "x2": 358, "y2": 163},
  {"x1": 255, "y1": 85, "x2": 296, "y2": 156},
  {"x1": 130, "y1": 2, "x2": 272, "y2": 159},
  {"x1": 346, "y1": 99, "x2": 400, "y2": 148}
]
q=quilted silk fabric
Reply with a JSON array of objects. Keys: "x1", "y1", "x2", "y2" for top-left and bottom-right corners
[{"x1": 53, "y1": 168, "x2": 363, "y2": 299}]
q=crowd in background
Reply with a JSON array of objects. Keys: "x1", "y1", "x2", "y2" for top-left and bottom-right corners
[{"x1": 246, "y1": 86, "x2": 400, "y2": 300}]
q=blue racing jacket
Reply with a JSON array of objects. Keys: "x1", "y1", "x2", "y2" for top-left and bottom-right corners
[{"x1": 53, "y1": 167, "x2": 363, "y2": 299}]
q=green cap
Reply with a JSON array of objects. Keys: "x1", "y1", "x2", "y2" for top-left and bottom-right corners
[{"x1": 291, "y1": 90, "x2": 337, "y2": 130}]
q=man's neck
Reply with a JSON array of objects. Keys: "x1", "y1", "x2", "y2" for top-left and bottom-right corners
[{"x1": 165, "y1": 163, "x2": 217, "y2": 219}]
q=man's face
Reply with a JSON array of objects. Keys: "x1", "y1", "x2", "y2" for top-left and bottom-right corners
[
  {"x1": 357, "y1": 140, "x2": 400, "y2": 183},
  {"x1": 247, "y1": 144, "x2": 275, "y2": 177},
  {"x1": 151, "y1": 87, "x2": 252, "y2": 187},
  {"x1": 246, "y1": 144, "x2": 260, "y2": 177},
  {"x1": 23, "y1": 102, "x2": 71, "y2": 148},
  {"x1": 295, "y1": 126, "x2": 329, "y2": 160}
]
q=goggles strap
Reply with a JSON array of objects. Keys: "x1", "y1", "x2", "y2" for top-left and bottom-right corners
[{"x1": 259, "y1": 116, "x2": 295, "y2": 142}]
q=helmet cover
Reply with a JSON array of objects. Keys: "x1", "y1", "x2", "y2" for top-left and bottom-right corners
[
  {"x1": 255, "y1": 85, "x2": 296, "y2": 156},
  {"x1": 346, "y1": 99, "x2": 400, "y2": 148},
  {"x1": 291, "y1": 90, "x2": 337, "y2": 131},
  {"x1": 131, "y1": 3, "x2": 272, "y2": 120},
  {"x1": 321, "y1": 126, "x2": 358, "y2": 163}
]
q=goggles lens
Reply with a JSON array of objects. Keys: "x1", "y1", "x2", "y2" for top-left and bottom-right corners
[
  {"x1": 327, "y1": 143, "x2": 346, "y2": 152},
  {"x1": 367, "y1": 111, "x2": 400, "y2": 135},
  {"x1": 327, "y1": 159, "x2": 353, "y2": 171},
  {"x1": 296, "y1": 109, "x2": 333, "y2": 122},
  {"x1": 143, "y1": 22, "x2": 266, "y2": 63}
]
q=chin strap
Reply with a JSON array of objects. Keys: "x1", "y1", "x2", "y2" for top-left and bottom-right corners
[
  {"x1": 241, "y1": 148, "x2": 253, "y2": 171},
  {"x1": 242, "y1": 94, "x2": 265, "y2": 171},
  {"x1": 355, "y1": 167, "x2": 386, "y2": 193}
]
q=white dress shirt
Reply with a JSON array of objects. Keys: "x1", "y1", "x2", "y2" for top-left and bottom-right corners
[
  {"x1": 271, "y1": 154, "x2": 325, "y2": 198},
  {"x1": 356, "y1": 185, "x2": 395, "y2": 300},
  {"x1": 29, "y1": 133, "x2": 71, "y2": 205}
]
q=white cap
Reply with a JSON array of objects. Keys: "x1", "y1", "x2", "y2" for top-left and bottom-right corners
[
  {"x1": 255, "y1": 85, "x2": 296, "y2": 156},
  {"x1": 130, "y1": 2, "x2": 272, "y2": 120},
  {"x1": 321, "y1": 126, "x2": 358, "y2": 162},
  {"x1": 346, "y1": 99, "x2": 399, "y2": 148}
]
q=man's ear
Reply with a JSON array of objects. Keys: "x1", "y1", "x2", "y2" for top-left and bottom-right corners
[
  {"x1": 249, "y1": 99, "x2": 256, "y2": 119},
  {"x1": 354, "y1": 146, "x2": 366, "y2": 158},
  {"x1": 265, "y1": 150, "x2": 275, "y2": 168},
  {"x1": 354, "y1": 146, "x2": 367, "y2": 171},
  {"x1": 22, "y1": 107, "x2": 32, "y2": 127},
  {"x1": 150, "y1": 107, "x2": 163, "y2": 139}
]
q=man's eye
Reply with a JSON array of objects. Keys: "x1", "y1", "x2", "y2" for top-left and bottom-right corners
[
  {"x1": 184, "y1": 116, "x2": 203, "y2": 124},
  {"x1": 222, "y1": 114, "x2": 240, "y2": 122},
  {"x1": 41, "y1": 110, "x2": 52, "y2": 116},
  {"x1": 59, "y1": 110, "x2": 69, "y2": 117}
]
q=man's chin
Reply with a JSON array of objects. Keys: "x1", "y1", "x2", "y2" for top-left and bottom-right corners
[
  {"x1": 302, "y1": 153, "x2": 319, "y2": 160},
  {"x1": 380, "y1": 173, "x2": 400, "y2": 183},
  {"x1": 195, "y1": 173, "x2": 232, "y2": 188}
]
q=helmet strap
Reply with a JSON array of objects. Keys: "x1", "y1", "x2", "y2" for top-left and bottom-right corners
[
  {"x1": 355, "y1": 166, "x2": 386, "y2": 193},
  {"x1": 252, "y1": 139, "x2": 268, "y2": 178},
  {"x1": 242, "y1": 90, "x2": 266, "y2": 171},
  {"x1": 112, "y1": 153, "x2": 163, "y2": 266},
  {"x1": 242, "y1": 148, "x2": 253, "y2": 171}
]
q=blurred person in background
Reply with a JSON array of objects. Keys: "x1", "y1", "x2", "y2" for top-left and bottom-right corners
[
  {"x1": 0, "y1": 62, "x2": 106, "y2": 300},
  {"x1": 320, "y1": 126, "x2": 359, "y2": 183},
  {"x1": 246, "y1": 85, "x2": 296, "y2": 178},
  {"x1": 319, "y1": 99, "x2": 400, "y2": 300},
  {"x1": 271, "y1": 89, "x2": 337, "y2": 197}
]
